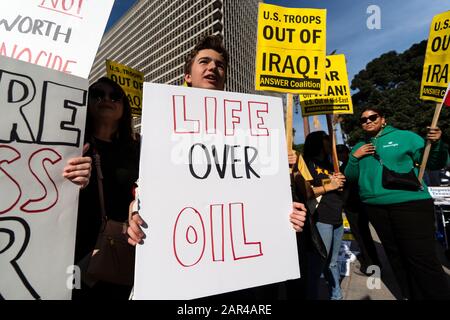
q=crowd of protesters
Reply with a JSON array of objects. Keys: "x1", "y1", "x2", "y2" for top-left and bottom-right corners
[{"x1": 61, "y1": 34, "x2": 450, "y2": 300}]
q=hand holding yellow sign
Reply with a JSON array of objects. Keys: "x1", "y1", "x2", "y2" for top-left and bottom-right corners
[
  {"x1": 255, "y1": 3, "x2": 327, "y2": 94},
  {"x1": 418, "y1": 11, "x2": 450, "y2": 180}
]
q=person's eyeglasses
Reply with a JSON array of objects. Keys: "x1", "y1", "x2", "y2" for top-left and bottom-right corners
[
  {"x1": 89, "y1": 88, "x2": 123, "y2": 103},
  {"x1": 360, "y1": 114, "x2": 379, "y2": 125}
]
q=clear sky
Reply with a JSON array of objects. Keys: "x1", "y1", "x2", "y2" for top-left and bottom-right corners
[
  {"x1": 105, "y1": 0, "x2": 137, "y2": 31},
  {"x1": 107, "y1": 0, "x2": 450, "y2": 144},
  {"x1": 263, "y1": 0, "x2": 449, "y2": 143}
]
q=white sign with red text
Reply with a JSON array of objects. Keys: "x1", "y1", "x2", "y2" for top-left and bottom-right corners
[
  {"x1": 134, "y1": 83, "x2": 300, "y2": 300},
  {"x1": 0, "y1": 0, "x2": 114, "y2": 78},
  {"x1": 0, "y1": 56, "x2": 87, "y2": 299}
]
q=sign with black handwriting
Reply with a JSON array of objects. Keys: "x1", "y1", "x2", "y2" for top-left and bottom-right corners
[
  {"x1": 134, "y1": 84, "x2": 300, "y2": 299},
  {"x1": 0, "y1": 56, "x2": 87, "y2": 299}
]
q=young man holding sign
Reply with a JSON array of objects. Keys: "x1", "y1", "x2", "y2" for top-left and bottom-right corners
[
  {"x1": 127, "y1": 35, "x2": 307, "y2": 299},
  {"x1": 129, "y1": 35, "x2": 307, "y2": 242}
]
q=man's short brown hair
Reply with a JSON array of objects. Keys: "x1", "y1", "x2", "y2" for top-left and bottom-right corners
[{"x1": 183, "y1": 34, "x2": 229, "y2": 75}]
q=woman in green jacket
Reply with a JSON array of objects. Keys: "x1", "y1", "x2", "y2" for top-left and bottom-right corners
[{"x1": 345, "y1": 107, "x2": 450, "y2": 300}]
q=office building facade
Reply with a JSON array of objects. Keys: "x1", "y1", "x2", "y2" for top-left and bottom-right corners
[{"x1": 90, "y1": 0, "x2": 261, "y2": 94}]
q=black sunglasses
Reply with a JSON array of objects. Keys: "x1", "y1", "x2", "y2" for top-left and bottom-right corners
[
  {"x1": 360, "y1": 114, "x2": 379, "y2": 124},
  {"x1": 89, "y1": 88, "x2": 123, "y2": 102}
]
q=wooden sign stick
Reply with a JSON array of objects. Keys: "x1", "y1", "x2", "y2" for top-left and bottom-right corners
[
  {"x1": 285, "y1": 93, "x2": 294, "y2": 174},
  {"x1": 418, "y1": 102, "x2": 443, "y2": 181},
  {"x1": 286, "y1": 93, "x2": 294, "y2": 153},
  {"x1": 326, "y1": 114, "x2": 340, "y2": 173}
]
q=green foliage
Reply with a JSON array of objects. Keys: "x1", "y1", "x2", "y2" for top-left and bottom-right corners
[
  {"x1": 341, "y1": 40, "x2": 450, "y2": 146},
  {"x1": 293, "y1": 143, "x2": 304, "y2": 154}
]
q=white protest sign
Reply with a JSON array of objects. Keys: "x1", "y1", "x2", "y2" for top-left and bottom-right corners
[
  {"x1": 0, "y1": 0, "x2": 114, "y2": 78},
  {"x1": 0, "y1": 56, "x2": 87, "y2": 299},
  {"x1": 134, "y1": 84, "x2": 300, "y2": 300}
]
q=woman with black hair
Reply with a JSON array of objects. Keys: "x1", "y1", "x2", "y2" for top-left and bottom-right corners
[
  {"x1": 73, "y1": 77, "x2": 140, "y2": 300},
  {"x1": 345, "y1": 107, "x2": 450, "y2": 300},
  {"x1": 303, "y1": 131, "x2": 346, "y2": 300}
]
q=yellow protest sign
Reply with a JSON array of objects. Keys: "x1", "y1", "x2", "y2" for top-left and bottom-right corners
[
  {"x1": 106, "y1": 60, "x2": 144, "y2": 116},
  {"x1": 420, "y1": 11, "x2": 450, "y2": 103},
  {"x1": 300, "y1": 54, "x2": 353, "y2": 116},
  {"x1": 255, "y1": 3, "x2": 326, "y2": 94}
]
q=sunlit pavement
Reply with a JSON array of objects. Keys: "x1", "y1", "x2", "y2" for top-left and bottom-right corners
[{"x1": 340, "y1": 225, "x2": 450, "y2": 300}]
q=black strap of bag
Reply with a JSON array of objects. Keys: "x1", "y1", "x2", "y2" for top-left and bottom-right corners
[
  {"x1": 87, "y1": 143, "x2": 135, "y2": 286},
  {"x1": 92, "y1": 145, "x2": 131, "y2": 233},
  {"x1": 93, "y1": 148, "x2": 107, "y2": 222},
  {"x1": 373, "y1": 152, "x2": 423, "y2": 191}
]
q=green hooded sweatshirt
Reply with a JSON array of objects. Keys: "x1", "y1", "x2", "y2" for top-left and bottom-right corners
[{"x1": 344, "y1": 125, "x2": 449, "y2": 205}]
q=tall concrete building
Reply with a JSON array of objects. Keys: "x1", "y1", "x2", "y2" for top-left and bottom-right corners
[{"x1": 90, "y1": 0, "x2": 261, "y2": 94}]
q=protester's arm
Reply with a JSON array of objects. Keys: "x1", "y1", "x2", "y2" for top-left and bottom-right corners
[
  {"x1": 344, "y1": 155, "x2": 360, "y2": 183},
  {"x1": 421, "y1": 127, "x2": 449, "y2": 170},
  {"x1": 128, "y1": 201, "x2": 146, "y2": 246},
  {"x1": 63, "y1": 143, "x2": 92, "y2": 189},
  {"x1": 311, "y1": 174, "x2": 344, "y2": 197},
  {"x1": 304, "y1": 158, "x2": 344, "y2": 197},
  {"x1": 290, "y1": 202, "x2": 306, "y2": 232},
  {"x1": 288, "y1": 150, "x2": 297, "y2": 166}
]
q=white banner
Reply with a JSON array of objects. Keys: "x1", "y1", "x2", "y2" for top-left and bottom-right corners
[
  {"x1": 0, "y1": 0, "x2": 114, "y2": 78},
  {"x1": 134, "y1": 83, "x2": 300, "y2": 300},
  {"x1": 429, "y1": 187, "x2": 450, "y2": 200},
  {"x1": 0, "y1": 56, "x2": 87, "y2": 299}
]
